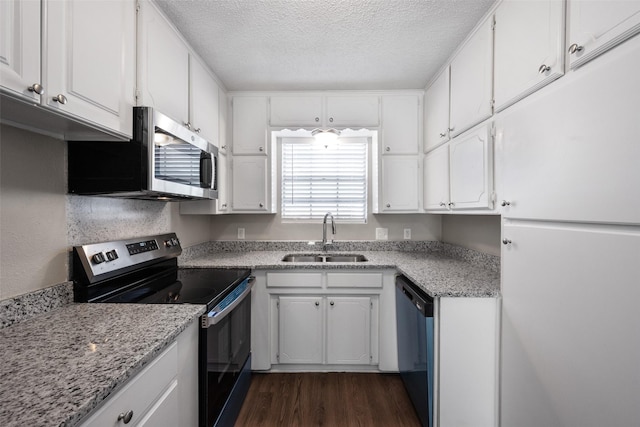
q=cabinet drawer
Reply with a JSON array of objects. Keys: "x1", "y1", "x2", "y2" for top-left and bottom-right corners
[
  {"x1": 79, "y1": 342, "x2": 178, "y2": 426},
  {"x1": 327, "y1": 272, "x2": 383, "y2": 288},
  {"x1": 266, "y1": 272, "x2": 323, "y2": 288}
]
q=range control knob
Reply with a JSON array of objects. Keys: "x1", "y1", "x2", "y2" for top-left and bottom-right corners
[
  {"x1": 91, "y1": 253, "x2": 106, "y2": 264},
  {"x1": 105, "y1": 250, "x2": 118, "y2": 261},
  {"x1": 164, "y1": 239, "x2": 173, "y2": 248}
]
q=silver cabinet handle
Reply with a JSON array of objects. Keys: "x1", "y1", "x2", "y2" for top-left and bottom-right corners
[
  {"x1": 439, "y1": 132, "x2": 447, "y2": 138},
  {"x1": 385, "y1": 147, "x2": 390, "y2": 152},
  {"x1": 538, "y1": 64, "x2": 551, "y2": 74},
  {"x1": 184, "y1": 122, "x2": 191, "y2": 129},
  {"x1": 28, "y1": 83, "x2": 44, "y2": 95},
  {"x1": 195, "y1": 128, "x2": 201, "y2": 133},
  {"x1": 502, "y1": 239, "x2": 512, "y2": 245},
  {"x1": 329, "y1": 117, "x2": 334, "y2": 123},
  {"x1": 315, "y1": 301, "x2": 320, "y2": 306},
  {"x1": 315, "y1": 117, "x2": 320, "y2": 122},
  {"x1": 568, "y1": 43, "x2": 583, "y2": 54},
  {"x1": 330, "y1": 301, "x2": 335, "y2": 306},
  {"x1": 52, "y1": 94, "x2": 67, "y2": 104},
  {"x1": 258, "y1": 146, "x2": 264, "y2": 152},
  {"x1": 117, "y1": 410, "x2": 133, "y2": 424},
  {"x1": 501, "y1": 200, "x2": 511, "y2": 207}
]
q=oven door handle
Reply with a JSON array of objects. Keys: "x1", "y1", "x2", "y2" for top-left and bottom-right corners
[{"x1": 201, "y1": 276, "x2": 255, "y2": 328}]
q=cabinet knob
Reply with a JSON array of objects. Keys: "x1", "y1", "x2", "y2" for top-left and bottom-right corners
[
  {"x1": 501, "y1": 200, "x2": 511, "y2": 207},
  {"x1": 195, "y1": 128, "x2": 201, "y2": 133},
  {"x1": 315, "y1": 301, "x2": 320, "y2": 307},
  {"x1": 386, "y1": 203, "x2": 391, "y2": 208},
  {"x1": 259, "y1": 202, "x2": 264, "y2": 208},
  {"x1": 329, "y1": 117, "x2": 334, "y2": 123},
  {"x1": 439, "y1": 132, "x2": 446, "y2": 138},
  {"x1": 330, "y1": 301, "x2": 335, "y2": 306},
  {"x1": 439, "y1": 202, "x2": 447, "y2": 207},
  {"x1": 117, "y1": 410, "x2": 134, "y2": 424},
  {"x1": 385, "y1": 147, "x2": 390, "y2": 152},
  {"x1": 184, "y1": 122, "x2": 192, "y2": 130},
  {"x1": 568, "y1": 43, "x2": 583, "y2": 55},
  {"x1": 448, "y1": 127, "x2": 455, "y2": 133},
  {"x1": 315, "y1": 117, "x2": 320, "y2": 122},
  {"x1": 448, "y1": 202, "x2": 455, "y2": 208},
  {"x1": 259, "y1": 146, "x2": 264, "y2": 152},
  {"x1": 220, "y1": 144, "x2": 227, "y2": 150},
  {"x1": 538, "y1": 64, "x2": 551, "y2": 74},
  {"x1": 502, "y1": 238, "x2": 512, "y2": 245},
  {"x1": 28, "y1": 83, "x2": 44, "y2": 95},
  {"x1": 52, "y1": 94, "x2": 67, "y2": 104},
  {"x1": 221, "y1": 203, "x2": 227, "y2": 208}
]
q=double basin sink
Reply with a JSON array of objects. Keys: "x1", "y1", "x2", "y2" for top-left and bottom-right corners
[{"x1": 282, "y1": 254, "x2": 368, "y2": 263}]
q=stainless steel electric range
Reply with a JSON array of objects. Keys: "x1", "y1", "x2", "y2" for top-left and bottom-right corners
[{"x1": 72, "y1": 233, "x2": 253, "y2": 427}]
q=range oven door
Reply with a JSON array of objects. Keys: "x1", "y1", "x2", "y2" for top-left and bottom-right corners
[{"x1": 201, "y1": 276, "x2": 254, "y2": 427}]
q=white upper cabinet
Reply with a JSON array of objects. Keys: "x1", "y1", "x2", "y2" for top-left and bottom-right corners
[
  {"x1": 137, "y1": 0, "x2": 189, "y2": 125},
  {"x1": 45, "y1": 0, "x2": 135, "y2": 137},
  {"x1": 450, "y1": 17, "x2": 494, "y2": 138},
  {"x1": 449, "y1": 124, "x2": 494, "y2": 211},
  {"x1": 269, "y1": 94, "x2": 379, "y2": 128},
  {"x1": 567, "y1": 0, "x2": 640, "y2": 69},
  {"x1": 189, "y1": 56, "x2": 220, "y2": 145},
  {"x1": 325, "y1": 95, "x2": 379, "y2": 128},
  {"x1": 231, "y1": 155, "x2": 270, "y2": 212},
  {"x1": 423, "y1": 143, "x2": 450, "y2": 211},
  {"x1": 424, "y1": 67, "x2": 451, "y2": 152},
  {"x1": 380, "y1": 156, "x2": 420, "y2": 212},
  {"x1": 494, "y1": 0, "x2": 564, "y2": 112},
  {"x1": 381, "y1": 94, "x2": 421, "y2": 154},
  {"x1": 499, "y1": 36, "x2": 640, "y2": 225},
  {"x1": 232, "y1": 96, "x2": 269, "y2": 154},
  {"x1": 0, "y1": 0, "x2": 41, "y2": 103}
]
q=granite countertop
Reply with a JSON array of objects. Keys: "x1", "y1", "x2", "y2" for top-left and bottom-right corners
[
  {"x1": 180, "y1": 248, "x2": 500, "y2": 298},
  {"x1": 0, "y1": 303, "x2": 205, "y2": 427}
]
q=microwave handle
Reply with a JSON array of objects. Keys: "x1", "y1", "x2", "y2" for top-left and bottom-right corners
[
  {"x1": 200, "y1": 155, "x2": 213, "y2": 188},
  {"x1": 212, "y1": 154, "x2": 218, "y2": 191}
]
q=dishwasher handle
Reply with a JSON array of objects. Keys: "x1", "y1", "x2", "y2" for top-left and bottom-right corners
[{"x1": 396, "y1": 275, "x2": 433, "y2": 317}]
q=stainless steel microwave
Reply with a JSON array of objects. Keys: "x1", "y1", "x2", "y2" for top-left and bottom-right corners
[{"x1": 68, "y1": 107, "x2": 218, "y2": 200}]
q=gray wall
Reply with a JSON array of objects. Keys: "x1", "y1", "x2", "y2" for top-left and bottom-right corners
[
  {"x1": 0, "y1": 125, "x2": 210, "y2": 300},
  {"x1": 441, "y1": 214, "x2": 501, "y2": 256}
]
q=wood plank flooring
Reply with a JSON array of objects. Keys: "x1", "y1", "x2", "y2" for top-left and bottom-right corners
[{"x1": 235, "y1": 372, "x2": 421, "y2": 427}]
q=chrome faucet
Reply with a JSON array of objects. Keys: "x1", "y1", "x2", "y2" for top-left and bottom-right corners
[{"x1": 322, "y1": 212, "x2": 337, "y2": 247}]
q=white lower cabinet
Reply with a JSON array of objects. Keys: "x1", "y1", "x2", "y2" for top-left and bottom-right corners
[
  {"x1": 79, "y1": 321, "x2": 198, "y2": 427},
  {"x1": 252, "y1": 270, "x2": 394, "y2": 371}
]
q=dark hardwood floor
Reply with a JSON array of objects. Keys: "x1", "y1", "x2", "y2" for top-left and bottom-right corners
[{"x1": 235, "y1": 372, "x2": 421, "y2": 427}]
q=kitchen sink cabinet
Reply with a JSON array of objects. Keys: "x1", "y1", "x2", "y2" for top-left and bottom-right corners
[
  {"x1": 79, "y1": 322, "x2": 198, "y2": 427},
  {"x1": 1, "y1": 0, "x2": 135, "y2": 140},
  {"x1": 493, "y1": 0, "x2": 564, "y2": 112},
  {"x1": 567, "y1": 0, "x2": 640, "y2": 70},
  {"x1": 449, "y1": 16, "x2": 494, "y2": 138},
  {"x1": 269, "y1": 94, "x2": 380, "y2": 128},
  {"x1": 424, "y1": 67, "x2": 451, "y2": 153},
  {"x1": 252, "y1": 270, "x2": 395, "y2": 371}
]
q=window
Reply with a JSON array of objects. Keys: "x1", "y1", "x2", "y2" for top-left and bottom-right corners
[{"x1": 281, "y1": 138, "x2": 368, "y2": 222}]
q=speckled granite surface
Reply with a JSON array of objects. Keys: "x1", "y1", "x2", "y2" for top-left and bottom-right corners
[
  {"x1": 180, "y1": 241, "x2": 500, "y2": 298},
  {"x1": 0, "y1": 303, "x2": 205, "y2": 427},
  {"x1": 0, "y1": 281, "x2": 74, "y2": 329}
]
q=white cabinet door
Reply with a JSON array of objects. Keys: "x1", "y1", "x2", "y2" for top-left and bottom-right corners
[
  {"x1": 450, "y1": 17, "x2": 493, "y2": 137},
  {"x1": 137, "y1": 0, "x2": 189, "y2": 125},
  {"x1": 216, "y1": 151, "x2": 229, "y2": 212},
  {"x1": 568, "y1": 0, "x2": 640, "y2": 69},
  {"x1": 423, "y1": 144, "x2": 450, "y2": 212},
  {"x1": 499, "y1": 37, "x2": 640, "y2": 224},
  {"x1": 501, "y1": 221, "x2": 640, "y2": 427},
  {"x1": 231, "y1": 155, "x2": 269, "y2": 212},
  {"x1": 439, "y1": 297, "x2": 498, "y2": 427},
  {"x1": 449, "y1": 125, "x2": 493, "y2": 210},
  {"x1": 218, "y1": 89, "x2": 229, "y2": 154},
  {"x1": 0, "y1": 0, "x2": 41, "y2": 102},
  {"x1": 45, "y1": 0, "x2": 135, "y2": 137},
  {"x1": 136, "y1": 381, "x2": 179, "y2": 427},
  {"x1": 381, "y1": 94, "x2": 421, "y2": 154},
  {"x1": 269, "y1": 95, "x2": 322, "y2": 127},
  {"x1": 381, "y1": 156, "x2": 420, "y2": 212},
  {"x1": 326, "y1": 95, "x2": 380, "y2": 128},
  {"x1": 189, "y1": 55, "x2": 219, "y2": 145},
  {"x1": 278, "y1": 296, "x2": 323, "y2": 364},
  {"x1": 494, "y1": 0, "x2": 564, "y2": 112},
  {"x1": 424, "y1": 67, "x2": 450, "y2": 152},
  {"x1": 232, "y1": 96, "x2": 268, "y2": 154},
  {"x1": 327, "y1": 297, "x2": 372, "y2": 365}
]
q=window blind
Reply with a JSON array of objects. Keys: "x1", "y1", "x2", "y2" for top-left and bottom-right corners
[{"x1": 282, "y1": 139, "x2": 368, "y2": 222}]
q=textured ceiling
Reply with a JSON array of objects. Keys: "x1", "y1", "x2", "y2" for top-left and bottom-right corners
[{"x1": 154, "y1": 0, "x2": 496, "y2": 91}]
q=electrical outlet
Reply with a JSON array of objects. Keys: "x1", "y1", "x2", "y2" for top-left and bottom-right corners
[
  {"x1": 404, "y1": 228, "x2": 411, "y2": 240},
  {"x1": 237, "y1": 228, "x2": 245, "y2": 239},
  {"x1": 375, "y1": 228, "x2": 388, "y2": 240}
]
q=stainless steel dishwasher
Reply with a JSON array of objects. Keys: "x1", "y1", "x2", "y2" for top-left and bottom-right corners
[{"x1": 396, "y1": 275, "x2": 434, "y2": 427}]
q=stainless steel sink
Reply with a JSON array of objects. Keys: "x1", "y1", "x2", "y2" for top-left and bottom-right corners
[{"x1": 281, "y1": 254, "x2": 367, "y2": 263}]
